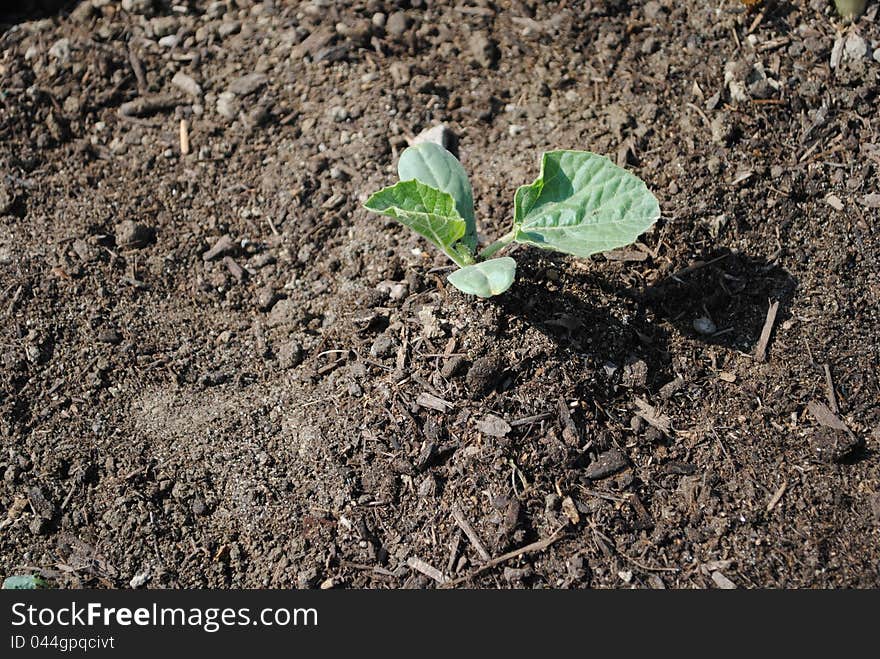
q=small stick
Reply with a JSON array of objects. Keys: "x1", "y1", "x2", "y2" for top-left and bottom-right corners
[
  {"x1": 442, "y1": 528, "x2": 565, "y2": 587},
  {"x1": 119, "y1": 95, "x2": 178, "y2": 118},
  {"x1": 179, "y1": 119, "x2": 190, "y2": 155},
  {"x1": 128, "y1": 45, "x2": 147, "y2": 93},
  {"x1": 754, "y1": 299, "x2": 780, "y2": 363},
  {"x1": 823, "y1": 364, "x2": 839, "y2": 413},
  {"x1": 807, "y1": 400, "x2": 852, "y2": 435},
  {"x1": 669, "y1": 253, "x2": 730, "y2": 280},
  {"x1": 406, "y1": 556, "x2": 447, "y2": 584},
  {"x1": 766, "y1": 481, "x2": 787, "y2": 513},
  {"x1": 446, "y1": 529, "x2": 462, "y2": 575},
  {"x1": 451, "y1": 505, "x2": 491, "y2": 562},
  {"x1": 634, "y1": 397, "x2": 672, "y2": 434},
  {"x1": 510, "y1": 412, "x2": 553, "y2": 427}
]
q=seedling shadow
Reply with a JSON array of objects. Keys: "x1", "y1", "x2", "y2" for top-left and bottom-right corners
[
  {"x1": 637, "y1": 248, "x2": 797, "y2": 353},
  {"x1": 493, "y1": 254, "x2": 675, "y2": 396},
  {"x1": 488, "y1": 247, "x2": 796, "y2": 403}
]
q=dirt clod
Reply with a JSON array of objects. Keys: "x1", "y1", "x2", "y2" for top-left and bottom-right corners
[
  {"x1": 114, "y1": 220, "x2": 154, "y2": 249},
  {"x1": 583, "y1": 449, "x2": 628, "y2": 480},
  {"x1": 465, "y1": 356, "x2": 503, "y2": 398}
]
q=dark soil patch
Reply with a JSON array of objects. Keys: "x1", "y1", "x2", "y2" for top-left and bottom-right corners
[{"x1": 1, "y1": 0, "x2": 878, "y2": 589}]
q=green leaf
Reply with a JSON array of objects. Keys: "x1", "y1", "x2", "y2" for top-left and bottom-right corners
[
  {"x1": 513, "y1": 151, "x2": 660, "y2": 258},
  {"x1": 364, "y1": 180, "x2": 472, "y2": 266},
  {"x1": 447, "y1": 257, "x2": 516, "y2": 298},
  {"x1": 398, "y1": 143, "x2": 477, "y2": 252},
  {"x1": 2, "y1": 575, "x2": 49, "y2": 589}
]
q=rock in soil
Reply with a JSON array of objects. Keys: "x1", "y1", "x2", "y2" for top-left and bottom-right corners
[{"x1": 114, "y1": 220, "x2": 154, "y2": 249}]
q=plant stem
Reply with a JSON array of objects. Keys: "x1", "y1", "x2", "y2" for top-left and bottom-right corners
[
  {"x1": 443, "y1": 247, "x2": 471, "y2": 268},
  {"x1": 478, "y1": 231, "x2": 515, "y2": 261}
]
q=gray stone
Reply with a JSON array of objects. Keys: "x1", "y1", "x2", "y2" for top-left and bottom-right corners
[
  {"x1": 227, "y1": 73, "x2": 267, "y2": 97},
  {"x1": 171, "y1": 71, "x2": 202, "y2": 98},
  {"x1": 114, "y1": 220, "x2": 154, "y2": 249},
  {"x1": 693, "y1": 317, "x2": 717, "y2": 335},
  {"x1": 278, "y1": 340, "x2": 304, "y2": 369},
  {"x1": 369, "y1": 334, "x2": 394, "y2": 358},
  {"x1": 386, "y1": 11, "x2": 409, "y2": 37},
  {"x1": 469, "y1": 32, "x2": 499, "y2": 68}
]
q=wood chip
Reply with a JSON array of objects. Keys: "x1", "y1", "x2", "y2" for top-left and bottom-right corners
[
  {"x1": 862, "y1": 193, "x2": 880, "y2": 208},
  {"x1": 823, "y1": 364, "x2": 839, "y2": 413},
  {"x1": 223, "y1": 256, "x2": 245, "y2": 282},
  {"x1": 711, "y1": 570, "x2": 737, "y2": 589},
  {"x1": 442, "y1": 529, "x2": 565, "y2": 588},
  {"x1": 658, "y1": 376, "x2": 685, "y2": 399},
  {"x1": 561, "y1": 496, "x2": 580, "y2": 525},
  {"x1": 510, "y1": 412, "x2": 553, "y2": 427},
  {"x1": 754, "y1": 299, "x2": 780, "y2": 363},
  {"x1": 824, "y1": 194, "x2": 844, "y2": 211},
  {"x1": 634, "y1": 397, "x2": 672, "y2": 434},
  {"x1": 475, "y1": 414, "x2": 511, "y2": 438},
  {"x1": 406, "y1": 556, "x2": 447, "y2": 584},
  {"x1": 557, "y1": 396, "x2": 579, "y2": 445},
  {"x1": 766, "y1": 481, "x2": 787, "y2": 512},
  {"x1": 451, "y1": 505, "x2": 491, "y2": 562},
  {"x1": 807, "y1": 400, "x2": 850, "y2": 434},
  {"x1": 290, "y1": 27, "x2": 335, "y2": 59},
  {"x1": 718, "y1": 371, "x2": 737, "y2": 382},
  {"x1": 416, "y1": 392, "x2": 452, "y2": 413}
]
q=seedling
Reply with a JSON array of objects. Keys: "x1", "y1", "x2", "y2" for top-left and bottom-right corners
[
  {"x1": 365, "y1": 143, "x2": 660, "y2": 297},
  {"x1": 833, "y1": 0, "x2": 867, "y2": 19},
  {"x1": 2, "y1": 574, "x2": 49, "y2": 589}
]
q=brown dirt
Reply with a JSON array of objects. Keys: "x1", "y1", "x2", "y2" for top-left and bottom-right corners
[{"x1": 1, "y1": 0, "x2": 879, "y2": 589}]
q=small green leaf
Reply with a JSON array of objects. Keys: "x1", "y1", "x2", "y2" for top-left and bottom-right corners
[
  {"x1": 398, "y1": 143, "x2": 477, "y2": 252},
  {"x1": 447, "y1": 257, "x2": 516, "y2": 298},
  {"x1": 364, "y1": 180, "x2": 472, "y2": 266},
  {"x1": 2, "y1": 575, "x2": 49, "y2": 589},
  {"x1": 513, "y1": 151, "x2": 660, "y2": 257}
]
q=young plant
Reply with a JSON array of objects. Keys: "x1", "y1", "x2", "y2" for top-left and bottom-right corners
[
  {"x1": 365, "y1": 143, "x2": 660, "y2": 297},
  {"x1": 833, "y1": 0, "x2": 867, "y2": 19},
  {"x1": 2, "y1": 575, "x2": 49, "y2": 589}
]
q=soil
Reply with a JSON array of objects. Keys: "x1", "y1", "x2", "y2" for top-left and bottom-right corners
[{"x1": 1, "y1": 0, "x2": 879, "y2": 589}]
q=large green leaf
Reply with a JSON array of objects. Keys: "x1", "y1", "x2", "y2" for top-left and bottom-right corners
[
  {"x1": 398, "y1": 143, "x2": 477, "y2": 252},
  {"x1": 513, "y1": 151, "x2": 660, "y2": 257},
  {"x1": 364, "y1": 180, "x2": 472, "y2": 265},
  {"x1": 447, "y1": 257, "x2": 516, "y2": 298}
]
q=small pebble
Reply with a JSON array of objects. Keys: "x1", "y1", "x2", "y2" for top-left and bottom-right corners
[
  {"x1": 385, "y1": 11, "x2": 409, "y2": 38},
  {"x1": 256, "y1": 286, "x2": 278, "y2": 311},
  {"x1": 440, "y1": 355, "x2": 465, "y2": 378},
  {"x1": 369, "y1": 334, "x2": 394, "y2": 358},
  {"x1": 171, "y1": 71, "x2": 202, "y2": 97},
  {"x1": 129, "y1": 572, "x2": 150, "y2": 588},
  {"x1": 278, "y1": 340, "x2": 304, "y2": 369},
  {"x1": 227, "y1": 73, "x2": 267, "y2": 97},
  {"x1": 158, "y1": 35, "x2": 179, "y2": 48},
  {"x1": 693, "y1": 317, "x2": 717, "y2": 335},
  {"x1": 114, "y1": 220, "x2": 154, "y2": 249}
]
